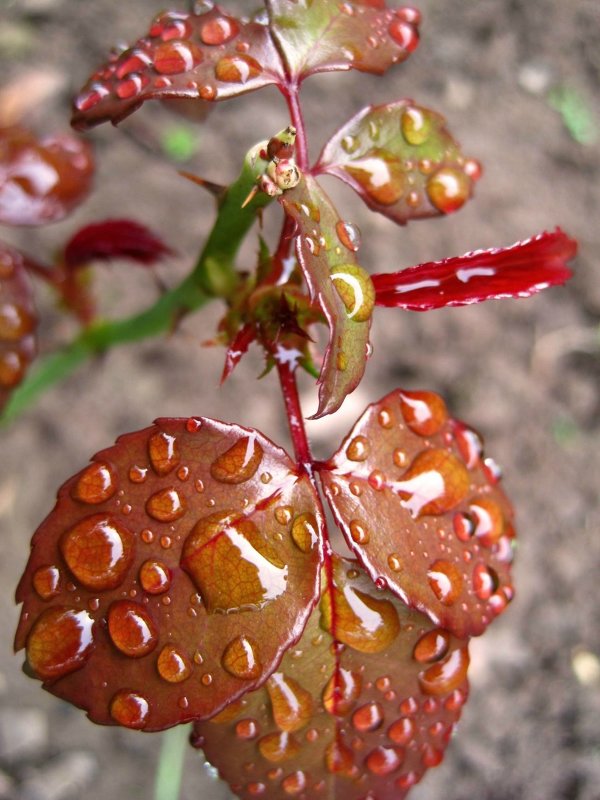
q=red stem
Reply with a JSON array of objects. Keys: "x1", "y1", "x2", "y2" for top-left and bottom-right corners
[
  {"x1": 280, "y1": 82, "x2": 308, "y2": 171},
  {"x1": 276, "y1": 360, "x2": 312, "y2": 468}
]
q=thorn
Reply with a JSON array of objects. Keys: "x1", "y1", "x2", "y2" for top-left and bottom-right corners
[
  {"x1": 178, "y1": 170, "x2": 226, "y2": 199},
  {"x1": 241, "y1": 185, "x2": 259, "y2": 209}
]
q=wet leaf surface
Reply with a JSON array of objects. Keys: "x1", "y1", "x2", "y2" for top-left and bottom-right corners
[
  {"x1": 0, "y1": 127, "x2": 93, "y2": 225},
  {"x1": 266, "y1": 1, "x2": 420, "y2": 81},
  {"x1": 63, "y1": 219, "x2": 173, "y2": 270},
  {"x1": 71, "y1": 7, "x2": 284, "y2": 130},
  {"x1": 319, "y1": 389, "x2": 516, "y2": 638},
  {"x1": 15, "y1": 417, "x2": 323, "y2": 731},
  {"x1": 315, "y1": 101, "x2": 480, "y2": 225},
  {"x1": 194, "y1": 556, "x2": 469, "y2": 799},
  {"x1": 0, "y1": 242, "x2": 37, "y2": 411},
  {"x1": 372, "y1": 229, "x2": 577, "y2": 309},
  {"x1": 279, "y1": 175, "x2": 373, "y2": 418}
]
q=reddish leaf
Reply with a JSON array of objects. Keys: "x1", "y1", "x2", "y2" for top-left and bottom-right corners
[
  {"x1": 314, "y1": 101, "x2": 480, "y2": 225},
  {"x1": 63, "y1": 219, "x2": 173, "y2": 270},
  {"x1": 194, "y1": 556, "x2": 469, "y2": 799},
  {"x1": 372, "y1": 228, "x2": 577, "y2": 310},
  {"x1": 279, "y1": 174, "x2": 374, "y2": 418},
  {"x1": 71, "y1": 8, "x2": 284, "y2": 130},
  {"x1": 0, "y1": 127, "x2": 93, "y2": 225},
  {"x1": 319, "y1": 389, "x2": 515, "y2": 638},
  {"x1": 221, "y1": 323, "x2": 256, "y2": 384},
  {"x1": 0, "y1": 242, "x2": 37, "y2": 410},
  {"x1": 15, "y1": 417, "x2": 323, "y2": 731},
  {"x1": 266, "y1": 1, "x2": 420, "y2": 81}
]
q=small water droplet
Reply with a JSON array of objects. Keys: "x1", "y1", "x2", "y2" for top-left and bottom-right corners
[
  {"x1": 141, "y1": 528, "x2": 155, "y2": 544},
  {"x1": 393, "y1": 449, "x2": 469, "y2": 517},
  {"x1": 399, "y1": 390, "x2": 447, "y2": 436},
  {"x1": 401, "y1": 106, "x2": 431, "y2": 145},
  {"x1": 200, "y1": 14, "x2": 239, "y2": 45},
  {"x1": 107, "y1": 600, "x2": 158, "y2": 657},
  {"x1": 26, "y1": 607, "x2": 94, "y2": 679},
  {"x1": 464, "y1": 158, "x2": 483, "y2": 181},
  {"x1": 148, "y1": 431, "x2": 180, "y2": 475},
  {"x1": 388, "y1": 18, "x2": 419, "y2": 52},
  {"x1": 60, "y1": 514, "x2": 134, "y2": 590},
  {"x1": 473, "y1": 562, "x2": 499, "y2": 600},
  {"x1": 393, "y1": 448, "x2": 408, "y2": 468},
  {"x1": 222, "y1": 635, "x2": 262, "y2": 680},
  {"x1": 32, "y1": 565, "x2": 61, "y2": 600},
  {"x1": 109, "y1": 689, "x2": 149, "y2": 729},
  {"x1": 322, "y1": 668, "x2": 362, "y2": 715},
  {"x1": 267, "y1": 673, "x2": 313, "y2": 732},
  {"x1": 274, "y1": 506, "x2": 293, "y2": 525},
  {"x1": 341, "y1": 135, "x2": 360, "y2": 154},
  {"x1": 258, "y1": 731, "x2": 300, "y2": 762},
  {"x1": 346, "y1": 435, "x2": 369, "y2": 461},
  {"x1": 453, "y1": 512, "x2": 475, "y2": 542},
  {"x1": 419, "y1": 646, "x2": 470, "y2": 695},
  {"x1": 0, "y1": 302, "x2": 35, "y2": 340},
  {"x1": 291, "y1": 512, "x2": 318, "y2": 553},
  {"x1": 470, "y1": 498, "x2": 505, "y2": 546},
  {"x1": 388, "y1": 717, "x2": 415, "y2": 745},
  {"x1": 427, "y1": 560, "x2": 463, "y2": 606},
  {"x1": 146, "y1": 488, "x2": 186, "y2": 522},
  {"x1": 413, "y1": 629, "x2": 451, "y2": 663},
  {"x1": 335, "y1": 220, "x2": 362, "y2": 252},
  {"x1": 345, "y1": 153, "x2": 405, "y2": 206},
  {"x1": 210, "y1": 436, "x2": 263, "y2": 484},
  {"x1": 236, "y1": 718, "x2": 259, "y2": 739},
  {"x1": 72, "y1": 462, "x2": 118, "y2": 505},
  {"x1": 325, "y1": 739, "x2": 355, "y2": 775},
  {"x1": 139, "y1": 560, "x2": 171, "y2": 594},
  {"x1": 129, "y1": 465, "x2": 148, "y2": 483},
  {"x1": 157, "y1": 644, "x2": 192, "y2": 683},
  {"x1": 349, "y1": 520, "x2": 370, "y2": 544},
  {"x1": 426, "y1": 167, "x2": 471, "y2": 214},
  {"x1": 281, "y1": 770, "x2": 306, "y2": 795},
  {"x1": 352, "y1": 701, "x2": 384, "y2": 732},
  {"x1": 201, "y1": 672, "x2": 213, "y2": 686},
  {"x1": 454, "y1": 424, "x2": 483, "y2": 468},
  {"x1": 387, "y1": 553, "x2": 403, "y2": 572},
  {"x1": 366, "y1": 745, "x2": 404, "y2": 775},
  {"x1": 320, "y1": 585, "x2": 400, "y2": 653},
  {"x1": 378, "y1": 407, "x2": 394, "y2": 428}
]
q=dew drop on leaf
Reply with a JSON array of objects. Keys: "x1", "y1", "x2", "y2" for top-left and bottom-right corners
[
  {"x1": 157, "y1": 644, "x2": 192, "y2": 683},
  {"x1": 109, "y1": 689, "x2": 149, "y2": 729},
  {"x1": 472, "y1": 563, "x2": 499, "y2": 600},
  {"x1": 324, "y1": 739, "x2": 355, "y2": 775},
  {"x1": 346, "y1": 435, "x2": 369, "y2": 461},
  {"x1": 153, "y1": 40, "x2": 203, "y2": 75},
  {"x1": 148, "y1": 431, "x2": 180, "y2": 475},
  {"x1": 107, "y1": 600, "x2": 158, "y2": 657},
  {"x1": 60, "y1": 514, "x2": 135, "y2": 591},
  {"x1": 401, "y1": 106, "x2": 432, "y2": 145},
  {"x1": 32, "y1": 566, "x2": 61, "y2": 600},
  {"x1": 427, "y1": 560, "x2": 463, "y2": 606},
  {"x1": 366, "y1": 744, "x2": 405, "y2": 775},
  {"x1": 210, "y1": 436, "x2": 263, "y2": 484},
  {"x1": 26, "y1": 607, "x2": 94, "y2": 679},
  {"x1": 72, "y1": 462, "x2": 118, "y2": 505},
  {"x1": 0, "y1": 303, "x2": 35, "y2": 340},
  {"x1": 352, "y1": 701, "x2": 384, "y2": 732},
  {"x1": 387, "y1": 716, "x2": 416, "y2": 745},
  {"x1": 267, "y1": 673, "x2": 313, "y2": 732},
  {"x1": 214, "y1": 55, "x2": 262, "y2": 84},
  {"x1": 139, "y1": 559, "x2": 171, "y2": 594},
  {"x1": 399, "y1": 390, "x2": 448, "y2": 436},
  {"x1": 258, "y1": 731, "x2": 300, "y2": 763},
  {"x1": 345, "y1": 154, "x2": 405, "y2": 205},
  {"x1": 290, "y1": 512, "x2": 318, "y2": 553},
  {"x1": 426, "y1": 167, "x2": 471, "y2": 213},
  {"x1": 280, "y1": 770, "x2": 306, "y2": 795},
  {"x1": 222, "y1": 635, "x2": 262, "y2": 680},
  {"x1": 236, "y1": 719, "x2": 259, "y2": 740},
  {"x1": 146, "y1": 487, "x2": 186, "y2": 522},
  {"x1": 200, "y1": 15, "x2": 239, "y2": 45},
  {"x1": 322, "y1": 668, "x2": 362, "y2": 716},
  {"x1": 335, "y1": 220, "x2": 362, "y2": 252},
  {"x1": 418, "y1": 647, "x2": 470, "y2": 696},
  {"x1": 413, "y1": 629, "x2": 451, "y2": 663},
  {"x1": 320, "y1": 585, "x2": 400, "y2": 653},
  {"x1": 394, "y1": 449, "x2": 470, "y2": 517}
]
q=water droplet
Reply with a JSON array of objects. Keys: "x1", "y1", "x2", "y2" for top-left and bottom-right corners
[
  {"x1": 291, "y1": 512, "x2": 318, "y2": 553},
  {"x1": 366, "y1": 745, "x2": 404, "y2": 775},
  {"x1": 146, "y1": 488, "x2": 186, "y2": 522},
  {"x1": 335, "y1": 220, "x2": 362, "y2": 252},
  {"x1": 32, "y1": 565, "x2": 61, "y2": 600},
  {"x1": 60, "y1": 514, "x2": 134, "y2": 590},
  {"x1": 148, "y1": 431, "x2": 180, "y2": 476},
  {"x1": 128, "y1": 465, "x2": 148, "y2": 483},
  {"x1": 258, "y1": 731, "x2": 300, "y2": 762},
  {"x1": 109, "y1": 690, "x2": 149, "y2": 729},
  {"x1": 222, "y1": 635, "x2": 262, "y2": 680},
  {"x1": 0, "y1": 303, "x2": 35, "y2": 340},
  {"x1": 0, "y1": 350, "x2": 26, "y2": 387},
  {"x1": 281, "y1": 770, "x2": 306, "y2": 795},
  {"x1": 345, "y1": 153, "x2": 404, "y2": 206},
  {"x1": 141, "y1": 528, "x2": 154, "y2": 544},
  {"x1": 393, "y1": 449, "x2": 469, "y2": 517},
  {"x1": 453, "y1": 512, "x2": 475, "y2": 542},
  {"x1": 454, "y1": 424, "x2": 483, "y2": 468},
  {"x1": 322, "y1": 668, "x2": 362, "y2": 715},
  {"x1": 464, "y1": 158, "x2": 483, "y2": 181},
  {"x1": 210, "y1": 436, "x2": 263, "y2": 484},
  {"x1": 116, "y1": 73, "x2": 148, "y2": 99},
  {"x1": 368, "y1": 470, "x2": 385, "y2": 491},
  {"x1": 399, "y1": 390, "x2": 447, "y2": 436},
  {"x1": 260, "y1": 472, "x2": 272, "y2": 484},
  {"x1": 427, "y1": 560, "x2": 463, "y2": 606},
  {"x1": 107, "y1": 600, "x2": 158, "y2": 657},
  {"x1": 346, "y1": 435, "x2": 369, "y2": 461},
  {"x1": 26, "y1": 607, "x2": 94, "y2": 679},
  {"x1": 388, "y1": 18, "x2": 419, "y2": 51},
  {"x1": 160, "y1": 535, "x2": 172, "y2": 549},
  {"x1": 182, "y1": 512, "x2": 288, "y2": 612},
  {"x1": 426, "y1": 167, "x2": 471, "y2": 214},
  {"x1": 473, "y1": 562, "x2": 499, "y2": 600},
  {"x1": 470, "y1": 498, "x2": 505, "y2": 546},
  {"x1": 413, "y1": 629, "x2": 451, "y2": 663},
  {"x1": 349, "y1": 520, "x2": 370, "y2": 545},
  {"x1": 72, "y1": 462, "x2": 118, "y2": 505},
  {"x1": 267, "y1": 673, "x2": 313, "y2": 732},
  {"x1": 378, "y1": 407, "x2": 394, "y2": 428},
  {"x1": 215, "y1": 55, "x2": 262, "y2": 84},
  {"x1": 421, "y1": 744, "x2": 443, "y2": 767},
  {"x1": 325, "y1": 739, "x2": 355, "y2": 775},
  {"x1": 387, "y1": 553, "x2": 403, "y2": 572},
  {"x1": 115, "y1": 48, "x2": 152, "y2": 79},
  {"x1": 341, "y1": 135, "x2": 360, "y2": 154},
  {"x1": 401, "y1": 106, "x2": 431, "y2": 145},
  {"x1": 157, "y1": 644, "x2": 192, "y2": 683},
  {"x1": 139, "y1": 560, "x2": 171, "y2": 595},
  {"x1": 320, "y1": 585, "x2": 400, "y2": 653},
  {"x1": 419, "y1": 646, "x2": 470, "y2": 695},
  {"x1": 154, "y1": 40, "x2": 203, "y2": 74},
  {"x1": 177, "y1": 465, "x2": 190, "y2": 482},
  {"x1": 352, "y1": 701, "x2": 384, "y2": 732},
  {"x1": 200, "y1": 14, "x2": 239, "y2": 45},
  {"x1": 74, "y1": 83, "x2": 110, "y2": 112},
  {"x1": 236, "y1": 718, "x2": 259, "y2": 739},
  {"x1": 387, "y1": 717, "x2": 415, "y2": 745},
  {"x1": 483, "y1": 456, "x2": 503, "y2": 484},
  {"x1": 274, "y1": 506, "x2": 293, "y2": 525}
]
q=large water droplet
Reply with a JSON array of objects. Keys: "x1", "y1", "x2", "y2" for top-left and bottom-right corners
[
  {"x1": 320, "y1": 585, "x2": 400, "y2": 653},
  {"x1": 335, "y1": 220, "x2": 362, "y2": 252},
  {"x1": 222, "y1": 635, "x2": 262, "y2": 680},
  {"x1": 139, "y1": 560, "x2": 171, "y2": 594},
  {"x1": 258, "y1": 731, "x2": 300, "y2": 763},
  {"x1": 146, "y1": 487, "x2": 186, "y2": 522},
  {"x1": 290, "y1": 512, "x2": 318, "y2": 553},
  {"x1": 366, "y1": 745, "x2": 405, "y2": 775},
  {"x1": 72, "y1": 462, "x2": 118, "y2": 505},
  {"x1": 267, "y1": 673, "x2": 313, "y2": 732},
  {"x1": 427, "y1": 560, "x2": 463, "y2": 606},
  {"x1": 149, "y1": 431, "x2": 180, "y2": 475},
  {"x1": 109, "y1": 689, "x2": 149, "y2": 729},
  {"x1": 346, "y1": 435, "x2": 369, "y2": 461},
  {"x1": 26, "y1": 607, "x2": 94, "y2": 679},
  {"x1": 115, "y1": 48, "x2": 153, "y2": 79},
  {"x1": 210, "y1": 436, "x2": 263, "y2": 484},
  {"x1": 352, "y1": 701, "x2": 384, "y2": 732},
  {"x1": 469, "y1": 498, "x2": 505, "y2": 546},
  {"x1": 153, "y1": 40, "x2": 203, "y2": 74},
  {"x1": 60, "y1": 514, "x2": 134, "y2": 590},
  {"x1": 182, "y1": 512, "x2": 288, "y2": 613},
  {"x1": 215, "y1": 55, "x2": 262, "y2": 84},
  {"x1": 330, "y1": 264, "x2": 375, "y2": 322},
  {"x1": 392, "y1": 449, "x2": 469, "y2": 517},
  {"x1": 388, "y1": 18, "x2": 419, "y2": 52},
  {"x1": 32, "y1": 565, "x2": 61, "y2": 600},
  {"x1": 418, "y1": 646, "x2": 470, "y2": 695},
  {"x1": 107, "y1": 600, "x2": 158, "y2": 657},
  {"x1": 413, "y1": 629, "x2": 451, "y2": 663},
  {"x1": 157, "y1": 644, "x2": 192, "y2": 683},
  {"x1": 345, "y1": 153, "x2": 404, "y2": 206},
  {"x1": 322, "y1": 668, "x2": 362, "y2": 715},
  {"x1": 200, "y1": 15, "x2": 239, "y2": 45},
  {"x1": 426, "y1": 167, "x2": 471, "y2": 214},
  {"x1": 401, "y1": 106, "x2": 431, "y2": 145},
  {"x1": 399, "y1": 391, "x2": 448, "y2": 436}
]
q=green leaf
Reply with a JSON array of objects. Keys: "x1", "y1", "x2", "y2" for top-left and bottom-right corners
[
  {"x1": 194, "y1": 556, "x2": 470, "y2": 799},
  {"x1": 266, "y1": 1, "x2": 420, "y2": 81},
  {"x1": 315, "y1": 101, "x2": 481, "y2": 225},
  {"x1": 279, "y1": 174, "x2": 373, "y2": 418},
  {"x1": 319, "y1": 388, "x2": 516, "y2": 638},
  {"x1": 15, "y1": 417, "x2": 323, "y2": 731}
]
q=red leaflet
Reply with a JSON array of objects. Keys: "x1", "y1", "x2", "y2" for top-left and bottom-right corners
[
  {"x1": 63, "y1": 219, "x2": 173, "y2": 270},
  {"x1": 372, "y1": 229, "x2": 576, "y2": 311},
  {"x1": 221, "y1": 323, "x2": 256, "y2": 384}
]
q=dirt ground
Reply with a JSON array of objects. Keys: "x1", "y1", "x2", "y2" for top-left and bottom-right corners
[{"x1": 1, "y1": 0, "x2": 599, "y2": 798}]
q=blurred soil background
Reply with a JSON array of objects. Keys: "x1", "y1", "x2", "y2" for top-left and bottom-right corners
[{"x1": 0, "y1": 0, "x2": 599, "y2": 798}]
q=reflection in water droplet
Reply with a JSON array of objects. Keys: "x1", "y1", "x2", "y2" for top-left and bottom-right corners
[
  {"x1": 320, "y1": 585, "x2": 400, "y2": 653},
  {"x1": 378, "y1": 407, "x2": 394, "y2": 428},
  {"x1": 413, "y1": 629, "x2": 451, "y2": 663},
  {"x1": 453, "y1": 512, "x2": 475, "y2": 542},
  {"x1": 352, "y1": 701, "x2": 384, "y2": 732},
  {"x1": 392, "y1": 449, "x2": 469, "y2": 517},
  {"x1": 274, "y1": 506, "x2": 293, "y2": 525},
  {"x1": 291, "y1": 512, "x2": 318, "y2": 553},
  {"x1": 427, "y1": 560, "x2": 463, "y2": 606},
  {"x1": 215, "y1": 55, "x2": 262, "y2": 84},
  {"x1": 26, "y1": 607, "x2": 94, "y2": 679},
  {"x1": 210, "y1": 436, "x2": 263, "y2": 484},
  {"x1": 222, "y1": 635, "x2": 262, "y2": 680},
  {"x1": 108, "y1": 600, "x2": 158, "y2": 657},
  {"x1": 129, "y1": 465, "x2": 148, "y2": 483},
  {"x1": 267, "y1": 673, "x2": 313, "y2": 732},
  {"x1": 388, "y1": 18, "x2": 419, "y2": 51},
  {"x1": 341, "y1": 135, "x2": 360, "y2": 154},
  {"x1": 426, "y1": 167, "x2": 471, "y2": 214},
  {"x1": 110, "y1": 689, "x2": 149, "y2": 729},
  {"x1": 330, "y1": 264, "x2": 375, "y2": 322},
  {"x1": 258, "y1": 731, "x2": 300, "y2": 763},
  {"x1": 60, "y1": 514, "x2": 135, "y2": 590},
  {"x1": 157, "y1": 644, "x2": 192, "y2": 683},
  {"x1": 454, "y1": 425, "x2": 483, "y2": 468},
  {"x1": 419, "y1": 646, "x2": 470, "y2": 695},
  {"x1": 146, "y1": 488, "x2": 186, "y2": 522},
  {"x1": 33, "y1": 565, "x2": 61, "y2": 600},
  {"x1": 323, "y1": 668, "x2": 362, "y2": 715}
]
